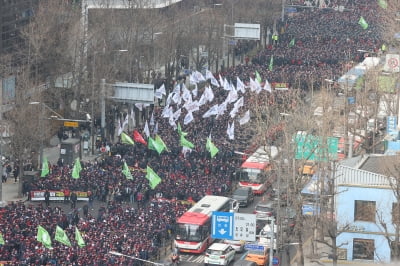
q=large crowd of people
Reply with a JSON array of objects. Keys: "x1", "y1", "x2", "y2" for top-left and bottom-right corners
[{"x1": 0, "y1": 1, "x2": 385, "y2": 264}]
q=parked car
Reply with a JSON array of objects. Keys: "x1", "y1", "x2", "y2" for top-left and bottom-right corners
[
  {"x1": 254, "y1": 201, "x2": 275, "y2": 219},
  {"x1": 223, "y1": 239, "x2": 246, "y2": 253},
  {"x1": 232, "y1": 187, "x2": 254, "y2": 207},
  {"x1": 204, "y1": 243, "x2": 236, "y2": 266}
]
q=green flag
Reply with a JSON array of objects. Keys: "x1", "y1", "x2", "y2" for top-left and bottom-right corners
[
  {"x1": 255, "y1": 71, "x2": 262, "y2": 83},
  {"x1": 148, "y1": 137, "x2": 165, "y2": 155},
  {"x1": 358, "y1": 16, "x2": 368, "y2": 30},
  {"x1": 121, "y1": 132, "x2": 135, "y2": 145},
  {"x1": 378, "y1": 0, "x2": 387, "y2": 9},
  {"x1": 155, "y1": 135, "x2": 169, "y2": 152},
  {"x1": 75, "y1": 227, "x2": 86, "y2": 248},
  {"x1": 180, "y1": 135, "x2": 194, "y2": 149},
  {"x1": 55, "y1": 225, "x2": 71, "y2": 247},
  {"x1": 0, "y1": 233, "x2": 4, "y2": 245},
  {"x1": 122, "y1": 161, "x2": 133, "y2": 180},
  {"x1": 145, "y1": 166, "x2": 162, "y2": 189},
  {"x1": 41, "y1": 157, "x2": 50, "y2": 177},
  {"x1": 269, "y1": 56, "x2": 274, "y2": 71},
  {"x1": 206, "y1": 138, "x2": 219, "y2": 158},
  {"x1": 177, "y1": 123, "x2": 188, "y2": 137},
  {"x1": 289, "y1": 38, "x2": 295, "y2": 48},
  {"x1": 37, "y1": 225, "x2": 52, "y2": 248},
  {"x1": 71, "y1": 158, "x2": 82, "y2": 179}
]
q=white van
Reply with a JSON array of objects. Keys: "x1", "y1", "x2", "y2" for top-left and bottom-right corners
[{"x1": 258, "y1": 224, "x2": 277, "y2": 250}]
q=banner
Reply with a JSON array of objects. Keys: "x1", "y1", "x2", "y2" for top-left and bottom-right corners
[
  {"x1": 271, "y1": 82, "x2": 289, "y2": 90},
  {"x1": 30, "y1": 190, "x2": 89, "y2": 201},
  {"x1": 383, "y1": 54, "x2": 400, "y2": 73}
]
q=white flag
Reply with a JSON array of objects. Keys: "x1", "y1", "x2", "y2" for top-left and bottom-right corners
[
  {"x1": 144, "y1": 121, "x2": 150, "y2": 138},
  {"x1": 182, "y1": 146, "x2": 192, "y2": 158},
  {"x1": 135, "y1": 103, "x2": 144, "y2": 111},
  {"x1": 172, "y1": 83, "x2": 180, "y2": 95},
  {"x1": 194, "y1": 71, "x2": 206, "y2": 82},
  {"x1": 226, "y1": 87, "x2": 238, "y2": 104},
  {"x1": 204, "y1": 86, "x2": 214, "y2": 103},
  {"x1": 150, "y1": 112, "x2": 155, "y2": 126},
  {"x1": 263, "y1": 79, "x2": 272, "y2": 93},
  {"x1": 162, "y1": 106, "x2": 173, "y2": 118},
  {"x1": 130, "y1": 108, "x2": 136, "y2": 127},
  {"x1": 234, "y1": 97, "x2": 244, "y2": 109},
  {"x1": 173, "y1": 108, "x2": 182, "y2": 121},
  {"x1": 198, "y1": 92, "x2": 207, "y2": 106},
  {"x1": 117, "y1": 118, "x2": 123, "y2": 136},
  {"x1": 155, "y1": 84, "x2": 166, "y2": 99},
  {"x1": 203, "y1": 104, "x2": 219, "y2": 118},
  {"x1": 172, "y1": 92, "x2": 182, "y2": 105},
  {"x1": 236, "y1": 77, "x2": 246, "y2": 93},
  {"x1": 239, "y1": 110, "x2": 250, "y2": 125},
  {"x1": 223, "y1": 78, "x2": 231, "y2": 91},
  {"x1": 122, "y1": 113, "x2": 129, "y2": 130},
  {"x1": 169, "y1": 116, "x2": 177, "y2": 129},
  {"x1": 165, "y1": 93, "x2": 173, "y2": 106},
  {"x1": 219, "y1": 74, "x2": 224, "y2": 88},
  {"x1": 184, "y1": 101, "x2": 200, "y2": 113},
  {"x1": 249, "y1": 77, "x2": 262, "y2": 93},
  {"x1": 189, "y1": 72, "x2": 198, "y2": 84},
  {"x1": 192, "y1": 84, "x2": 198, "y2": 98},
  {"x1": 217, "y1": 102, "x2": 227, "y2": 117},
  {"x1": 184, "y1": 112, "x2": 194, "y2": 125},
  {"x1": 153, "y1": 122, "x2": 158, "y2": 135},
  {"x1": 206, "y1": 70, "x2": 219, "y2": 87},
  {"x1": 227, "y1": 122, "x2": 235, "y2": 140},
  {"x1": 182, "y1": 86, "x2": 192, "y2": 102}
]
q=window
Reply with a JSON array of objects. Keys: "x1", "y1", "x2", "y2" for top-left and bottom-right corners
[
  {"x1": 353, "y1": 238, "x2": 374, "y2": 260},
  {"x1": 354, "y1": 200, "x2": 375, "y2": 222},
  {"x1": 392, "y1": 202, "x2": 400, "y2": 225}
]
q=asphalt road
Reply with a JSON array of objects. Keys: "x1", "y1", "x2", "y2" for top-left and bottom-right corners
[
  {"x1": 168, "y1": 194, "x2": 301, "y2": 266},
  {"x1": 175, "y1": 196, "x2": 272, "y2": 266}
]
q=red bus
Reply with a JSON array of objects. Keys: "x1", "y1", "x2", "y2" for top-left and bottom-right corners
[
  {"x1": 237, "y1": 146, "x2": 278, "y2": 195},
  {"x1": 175, "y1": 195, "x2": 239, "y2": 254}
]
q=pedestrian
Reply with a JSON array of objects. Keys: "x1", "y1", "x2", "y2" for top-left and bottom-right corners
[
  {"x1": 44, "y1": 189, "x2": 50, "y2": 207},
  {"x1": 88, "y1": 190, "x2": 94, "y2": 210},
  {"x1": 70, "y1": 191, "x2": 77, "y2": 209},
  {"x1": 63, "y1": 187, "x2": 70, "y2": 204},
  {"x1": 83, "y1": 204, "x2": 89, "y2": 218},
  {"x1": 13, "y1": 165, "x2": 19, "y2": 183}
]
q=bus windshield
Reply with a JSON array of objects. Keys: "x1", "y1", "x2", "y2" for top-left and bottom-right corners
[
  {"x1": 238, "y1": 170, "x2": 265, "y2": 184},
  {"x1": 175, "y1": 224, "x2": 207, "y2": 242}
]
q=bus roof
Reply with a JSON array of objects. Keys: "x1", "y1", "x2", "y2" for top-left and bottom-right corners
[
  {"x1": 177, "y1": 212, "x2": 209, "y2": 225},
  {"x1": 242, "y1": 146, "x2": 278, "y2": 168},
  {"x1": 177, "y1": 195, "x2": 233, "y2": 225}
]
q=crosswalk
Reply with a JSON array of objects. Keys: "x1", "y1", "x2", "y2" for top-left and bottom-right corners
[{"x1": 180, "y1": 254, "x2": 205, "y2": 264}]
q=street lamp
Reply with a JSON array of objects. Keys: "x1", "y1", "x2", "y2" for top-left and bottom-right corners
[
  {"x1": 108, "y1": 251, "x2": 164, "y2": 266},
  {"x1": 91, "y1": 49, "x2": 128, "y2": 153},
  {"x1": 29, "y1": 101, "x2": 64, "y2": 168}
]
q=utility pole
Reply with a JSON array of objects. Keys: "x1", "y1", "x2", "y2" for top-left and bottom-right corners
[
  {"x1": 269, "y1": 216, "x2": 275, "y2": 266},
  {"x1": 100, "y1": 78, "x2": 106, "y2": 141}
]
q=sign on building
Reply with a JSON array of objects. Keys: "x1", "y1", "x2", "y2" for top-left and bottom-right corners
[
  {"x1": 383, "y1": 54, "x2": 400, "y2": 73},
  {"x1": 111, "y1": 82, "x2": 154, "y2": 104},
  {"x1": 387, "y1": 116, "x2": 398, "y2": 135}
]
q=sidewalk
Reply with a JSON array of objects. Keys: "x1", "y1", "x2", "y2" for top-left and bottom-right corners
[{"x1": 0, "y1": 135, "x2": 101, "y2": 206}]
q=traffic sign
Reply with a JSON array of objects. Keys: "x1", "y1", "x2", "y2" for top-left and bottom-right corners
[
  {"x1": 244, "y1": 244, "x2": 265, "y2": 251},
  {"x1": 233, "y1": 213, "x2": 256, "y2": 241},
  {"x1": 273, "y1": 256, "x2": 280, "y2": 265},
  {"x1": 212, "y1": 212, "x2": 234, "y2": 240},
  {"x1": 64, "y1": 121, "x2": 79, "y2": 128}
]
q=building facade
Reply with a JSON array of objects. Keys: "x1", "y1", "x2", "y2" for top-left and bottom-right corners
[{"x1": 336, "y1": 158, "x2": 397, "y2": 263}]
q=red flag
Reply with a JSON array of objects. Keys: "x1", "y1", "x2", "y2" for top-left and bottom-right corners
[{"x1": 133, "y1": 130, "x2": 147, "y2": 145}]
